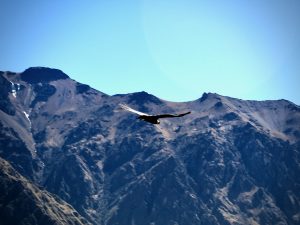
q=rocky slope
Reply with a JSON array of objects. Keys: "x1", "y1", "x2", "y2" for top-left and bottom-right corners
[
  {"x1": 0, "y1": 67, "x2": 300, "y2": 225},
  {"x1": 0, "y1": 157, "x2": 89, "y2": 225}
]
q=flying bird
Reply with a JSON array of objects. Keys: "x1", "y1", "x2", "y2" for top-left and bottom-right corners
[{"x1": 120, "y1": 104, "x2": 191, "y2": 124}]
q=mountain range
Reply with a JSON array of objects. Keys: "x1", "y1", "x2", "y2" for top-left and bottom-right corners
[{"x1": 0, "y1": 67, "x2": 299, "y2": 225}]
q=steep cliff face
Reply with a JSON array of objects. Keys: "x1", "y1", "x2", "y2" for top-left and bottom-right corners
[
  {"x1": 0, "y1": 67, "x2": 300, "y2": 225},
  {"x1": 0, "y1": 157, "x2": 90, "y2": 225}
]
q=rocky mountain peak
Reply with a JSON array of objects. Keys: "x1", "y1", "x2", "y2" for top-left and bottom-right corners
[
  {"x1": 199, "y1": 92, "x2": 222, "y2": 102},
  {"x1": 0, "y1": 67, "x2": 300, "y2": 225},
  {"x1": 20, "y1": 67, "x2": 69, "y2": 84},
  {"x1": 127, "y1": 91, "x2": 162, "y2": 106}
]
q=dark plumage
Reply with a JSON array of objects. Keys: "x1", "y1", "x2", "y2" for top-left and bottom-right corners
[{"x1": 120, "y1": 104, "x2": 191, "y2": 124}]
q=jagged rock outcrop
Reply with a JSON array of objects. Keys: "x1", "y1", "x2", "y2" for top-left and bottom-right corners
[
  {"x1": 0, "y1": 157, "x2": 90, "y2": 225},
  {"x1": 0, "y1": 67, "x2": 299, "y2": 225}
]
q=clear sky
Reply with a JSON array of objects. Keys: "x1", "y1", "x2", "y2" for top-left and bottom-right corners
[{"x1": 1, "y1": 0, "x2": 299, "y2": 104}]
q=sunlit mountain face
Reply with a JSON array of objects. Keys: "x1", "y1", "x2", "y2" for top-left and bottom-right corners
[{"x1": 1, "y1": 67, "x2": 300, "y2": 225}]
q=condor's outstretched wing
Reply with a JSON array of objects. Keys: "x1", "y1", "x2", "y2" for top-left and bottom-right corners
[
  {"x1": 156, "y1": 111, "x2": 191, "y2": 119},
  {"x1": 119, "y1": 104, "x2": 150, "y2": 116}
]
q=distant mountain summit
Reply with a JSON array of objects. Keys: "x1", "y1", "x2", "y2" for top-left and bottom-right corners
[
  {"x1": 20, "y1": 67, "x2": 69, "y2": 83},
  {"x1": 0, "y1": 67, "x2": 300, "y2": 225}
]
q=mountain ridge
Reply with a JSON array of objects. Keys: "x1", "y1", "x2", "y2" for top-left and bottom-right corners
[
  {"x1": 3, "y1": 66, "x2": 298, "y2": 104},
  {"x1": 0, "y1": 67, "x2": 299, "y2": 225}
]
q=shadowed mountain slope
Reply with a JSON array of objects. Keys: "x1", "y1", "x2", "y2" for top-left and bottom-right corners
[
  {"x1": 0, "y1": 67, "x2": 300, "y2": 225},
  {"x1": 0, "y1": 157, "x2": 90, "y2": 225}
]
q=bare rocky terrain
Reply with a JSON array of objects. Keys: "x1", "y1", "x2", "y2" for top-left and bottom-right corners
[
  {"x1": 0, "y1": 67, "x2": 300, "y2": 225},
  {"x1": 0, "y1": 157, "x2": 90, "y2": 225}
]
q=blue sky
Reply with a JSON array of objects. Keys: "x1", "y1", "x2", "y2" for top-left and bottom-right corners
[{"x1": 1, "y1": 0, "x2": 299, "y2": 104}]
